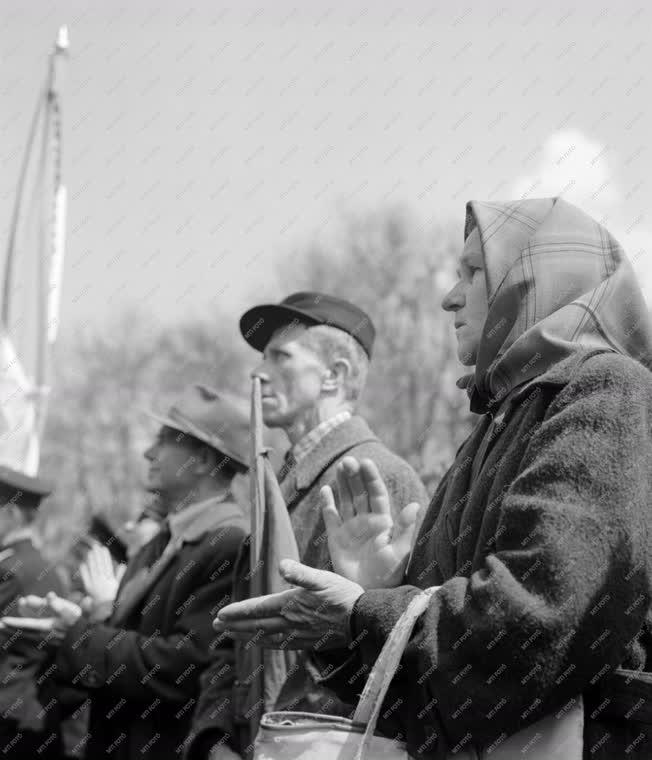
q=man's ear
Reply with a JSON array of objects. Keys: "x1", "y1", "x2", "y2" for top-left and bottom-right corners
[
  {"x1": 6, "y1": 504, "x2": 23, "y2": 526},
  {"x1": 193, "y1": 445, "x2": 215, "y2": 475},
  {"x1": 322, "y1": 358, "x2": 351, "y2": 393}
]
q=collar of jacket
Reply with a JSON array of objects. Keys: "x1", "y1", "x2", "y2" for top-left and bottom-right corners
[
  {"x1": 471, "y1": 347, "x2": 617, "y2": 417},
  {"x1": 167, "y1": 493, "x2": 247, "y2": 545},
  {"x1": 289, "y1": 414, "x2": 378, "y2": 491}
]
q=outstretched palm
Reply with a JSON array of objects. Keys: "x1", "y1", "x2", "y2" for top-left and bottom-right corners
[{"x1": 321, "y1": 457, "x2": 423, "y2": 589}]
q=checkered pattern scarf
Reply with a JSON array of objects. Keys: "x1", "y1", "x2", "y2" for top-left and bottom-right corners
[{"x1": 461, "y1": 197, "x2": 652, "y2": 413}]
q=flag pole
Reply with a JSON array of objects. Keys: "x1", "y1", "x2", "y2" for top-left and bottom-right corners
[
  {"x1": 47, "y1": 26, "x2": 69, "y2": 347},
  {"x1": 2, "y1": 27, "x2": 68, "y2": 330},
  {"x1": 2, "y1": 93, "x2": 45, "y2": 329},
  {"x1": 249, "y1": 376, "x2": 266, "y2": 735},
  {"x1": 250, "y1": 376, "x2": 265, "y2": 585},
  {"x1": 35, "y1": 27, "x2": 68, "y2": 441},
  {"x1": 0, "y1": 28, "x2": 69, "y2": 475}
]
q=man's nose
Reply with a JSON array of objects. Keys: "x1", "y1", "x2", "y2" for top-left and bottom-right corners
[
  {"x1": 250, "y1": 362, "x2": 269, "y2": 381},
  {"x1": 143, "y1": 444, "x2": 156, "y2": 461}
]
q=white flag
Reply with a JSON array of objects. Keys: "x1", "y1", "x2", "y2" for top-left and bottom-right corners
[{"x1": 0, "y1": 28, "x2": 68, "y2": 476}]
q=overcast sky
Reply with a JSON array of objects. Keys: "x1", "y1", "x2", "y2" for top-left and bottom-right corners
[{"x1": 1, "y1": 0, "x2": 650, "y2": 337}]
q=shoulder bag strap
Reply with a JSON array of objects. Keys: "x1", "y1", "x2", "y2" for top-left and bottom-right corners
[{"x1": 353, "y1": 585, "x2": 451, "y2": 759}]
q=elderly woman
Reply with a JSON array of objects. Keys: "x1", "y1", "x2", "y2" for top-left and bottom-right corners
[{"x1": 217, "y1": 198, "x2": 652, "y2": 760}]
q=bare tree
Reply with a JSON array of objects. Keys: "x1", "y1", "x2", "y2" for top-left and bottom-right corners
[
  {"x1": 38, "y1": 309, "x2": 258, "y2": 564},
  {"x1": 279, "y1": 206, "x2": 474, "y2": 491},
  {"x1": 35, "y1": 207, "x2": 474, "y2": 564}
]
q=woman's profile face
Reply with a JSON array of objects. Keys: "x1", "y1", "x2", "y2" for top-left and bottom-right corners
[{"x1": 441, "y1": 227, "x2": 489, "y2": 366}]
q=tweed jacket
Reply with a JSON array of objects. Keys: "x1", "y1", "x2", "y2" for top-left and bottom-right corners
[
  {"x1": 326, "y1": 351, "x2": 652, "y2": 760},
  {"x1": 54, "y1": 497, "x2": 248, "y2": 760},
  {"x1": 185, "y1": 415, "x2": 428, "y2": 759}
]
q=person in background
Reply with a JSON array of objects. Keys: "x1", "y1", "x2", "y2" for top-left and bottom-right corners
[
  {"x1": 76, "y1": 504, "x2": 164, "y2": 622},
  {"x1": 120, "y1": 504, "x2": 165, "y2": 560},
  {"x1": 0, "y1": 466, "x2": 67, "y2": 759},
  {"x1": 87, "y1": 514, "x2": 129, "y2": 565},
  {"x1": 3, "y1": 385, "x2": 251, "y2": 760},
  {"x1": 186, "y1": 293, "x2": 428, "y2": 760}
]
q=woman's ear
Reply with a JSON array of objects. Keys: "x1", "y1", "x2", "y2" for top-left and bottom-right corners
[{"x1": 322, "y1": 358, "x2": 351, "y2": 393}]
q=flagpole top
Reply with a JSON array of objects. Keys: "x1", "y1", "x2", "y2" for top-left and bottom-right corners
[{"x1": 56, "y1": 26, "x2": 69, "y2": 52}]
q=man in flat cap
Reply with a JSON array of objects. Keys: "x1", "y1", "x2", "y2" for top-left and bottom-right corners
[
  {"x1": 187, "y1": 293, "x2": 427, "y2": 759},
  {"x1": 4, "y1": 386, "x2": 251, "y2": 760},
  {"x1": 0, "y1": 467, "x2": 67, "y2": 759}
]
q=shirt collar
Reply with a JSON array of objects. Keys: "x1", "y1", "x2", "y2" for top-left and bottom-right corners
[
  {"x1": 291, "y1": 411, "x2": 352, "y2": 464},
  {"x1": 167, "y1": 492, "x2": 243, "y2": 544}
]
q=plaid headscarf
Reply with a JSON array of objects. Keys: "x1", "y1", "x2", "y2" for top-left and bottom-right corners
[{"x1": 461, "y1": 198, "x2": 652, "y2": 414}]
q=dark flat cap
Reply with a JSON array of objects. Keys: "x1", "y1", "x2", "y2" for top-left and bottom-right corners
[
  {"x1": 0, "y1": 465, "x2": 53, "y2": 508},
  {"x1": 239, "y1": 291, "x2": 376, "y2": 357}
]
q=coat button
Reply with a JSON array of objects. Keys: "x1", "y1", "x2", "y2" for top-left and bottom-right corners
[
  {"x1": 234, "y1": 679, "x2": 241, "y2": 686},
  {"x1": 86, "y1": 671, "x2": 100, "y2": 687}
]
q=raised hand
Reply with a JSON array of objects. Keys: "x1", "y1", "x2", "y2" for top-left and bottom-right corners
[
  {"x1": 80, "y1": 543, "x2": 126, "y2": 620},
  {"x1": 321, "y1": 456, "x2": 423, "y2": 589}
]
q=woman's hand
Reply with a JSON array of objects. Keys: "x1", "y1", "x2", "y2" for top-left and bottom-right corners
[
  {"x1": 321, "y1": 457, "x2": 423, "y2": 589},
  {"x1": 214, "y1": 559, "x2": 364, "y2": 650}
]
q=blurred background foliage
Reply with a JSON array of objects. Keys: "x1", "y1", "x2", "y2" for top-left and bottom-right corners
[{"x1": 38, "y1": 206, "x2": 475, "y2": 565}]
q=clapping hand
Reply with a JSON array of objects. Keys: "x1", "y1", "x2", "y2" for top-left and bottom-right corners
[
  {"x1": 214, "y1": 559, "x2": 363, "y2": 650},
  {"x1": 0, "y1": 591, "x2": 82, "y2": 637},
  {"x1": 321, "y1": 457, "x2": 423, "y2": 589},
  {"x1": 214, "y1": 457, "x2": 423, "y2": 648},
  {"x1": 80, "y1": 543, "x2": 126, "y2": 620}
]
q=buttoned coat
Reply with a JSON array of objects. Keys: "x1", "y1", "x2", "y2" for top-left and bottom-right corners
[
  {"x1": 54, "y1": 499, "x2": 248, "y2": 760},
  {"x1": 186, "y1": 415, "x2": 428, "y2": 759},
  {"x1": 329, "y1": 351, "x2": 652, "y2": 760}
]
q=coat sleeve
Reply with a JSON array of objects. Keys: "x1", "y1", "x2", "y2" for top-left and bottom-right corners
[
  {"x1": 382, "y1": 454, "x2": 429, "y2": 519},
  {"x1": 183, "y1": 545, "x2": 250, "y2": 760},
  {"x1": 182, "y1": 646, "x2": 239, "y2": 760},
  {"x1": 54, "y1": 526, "x2": 245, "y2": 706},
  {"x1": 0, "y1": 562, "x2": 53, "y2": 661},
  {"x1": 349, "y1": 355, "x2": 652, "y2": 758}
]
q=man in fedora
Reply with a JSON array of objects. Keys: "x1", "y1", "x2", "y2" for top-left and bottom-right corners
[
  {"x1": 0, "y1": 466, "x2": 67, "y2": 759},
  {"x1": 4, "y1": 385, "x2": 251, "y2": 760},
  {"x1": 186, "y1": 293, "x2": 427, "y2": 759}
]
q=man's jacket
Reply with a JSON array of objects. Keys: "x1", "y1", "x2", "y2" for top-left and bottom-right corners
[
  {"x1": 186, "y1": 415, "x2": 428, "y2": 759},
  {"x1": 54, "y1": 496, "x2": 248, "y2": 760},
  {"x1": 0, "y1": 536, "x2": 67, "y2": 758}
]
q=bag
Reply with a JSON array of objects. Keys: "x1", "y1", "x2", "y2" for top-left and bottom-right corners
[{"x1": 253, "y1": 587, "x2": 584, "y2": 760}]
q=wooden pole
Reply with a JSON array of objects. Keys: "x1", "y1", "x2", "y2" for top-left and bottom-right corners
[{"x1": 248, "y1": 375, "x2": 266, "y2": 739}]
